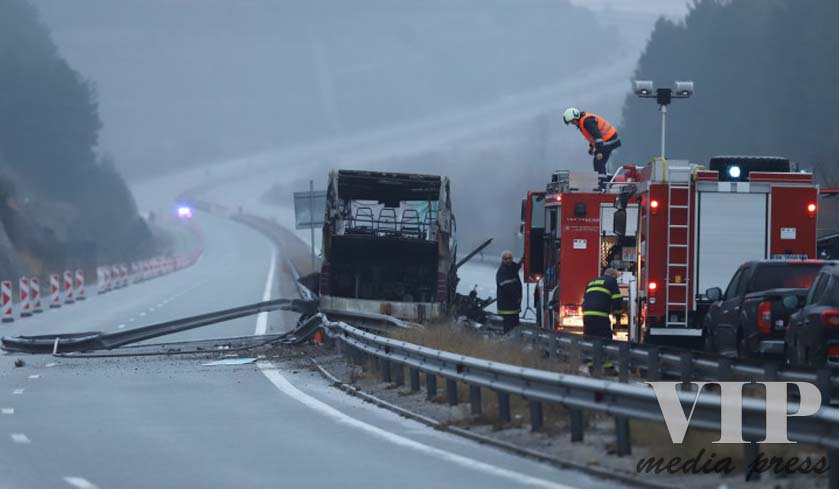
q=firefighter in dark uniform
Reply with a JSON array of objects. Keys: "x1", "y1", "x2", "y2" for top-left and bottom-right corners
[
  {"x1": 582, "y1": 268, "x2": 624, "y2": 338},
  {"x1": 496, "y1": 250, "x2": 522, "y2": 334}
]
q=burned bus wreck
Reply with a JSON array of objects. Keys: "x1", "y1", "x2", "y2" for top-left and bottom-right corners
[{"x1": 317, "y1": 170, "x2": 458, "y2": 322}]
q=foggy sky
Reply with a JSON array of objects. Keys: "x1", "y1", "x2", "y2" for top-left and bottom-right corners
[{"x1": 29, "y1": 1, "x2": 678, "y2": 180}]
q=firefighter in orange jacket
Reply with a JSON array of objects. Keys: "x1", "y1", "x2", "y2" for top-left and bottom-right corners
[
  {"x1": 563, "y1": 108, "x2": 621, "y2": 181},
  {"x1": 581, "y1": 268, "x2": 624, "y2": 338}
]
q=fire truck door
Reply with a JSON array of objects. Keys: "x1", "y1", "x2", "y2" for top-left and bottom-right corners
[{"x1": 696, "y1": 192, "x2": 768, "y2": 296}]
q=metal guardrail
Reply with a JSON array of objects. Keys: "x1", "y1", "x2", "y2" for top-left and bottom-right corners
[
  {"x1": 1, "y1": 298, "x2": 315, "y2": 354},
  {"x1": 322, "y1": 316, "x2": 839, "y2": 484},
  {"x1": 231, "y1": 213, "x2": 318, "y2": 302},
  {"x1": 517, "y1": 328, "x2": 839, "y2": 400}
]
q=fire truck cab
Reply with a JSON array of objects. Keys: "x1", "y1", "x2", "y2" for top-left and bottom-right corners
[{"x1": 615, "y1": 156, "x2": 818, "y2": 343}]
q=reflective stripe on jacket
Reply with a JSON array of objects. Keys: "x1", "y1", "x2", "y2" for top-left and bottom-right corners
[{"x1": 582, "y1": 274, "x2": 624, "y2": 317}]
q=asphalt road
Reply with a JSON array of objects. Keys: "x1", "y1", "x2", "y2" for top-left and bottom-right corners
[
  {"x1": 0, "y1": 59, "x2": 642, "y2": 488},
  {"x1": 0, "y1": 208, "x2": 631, "y2": 489}
]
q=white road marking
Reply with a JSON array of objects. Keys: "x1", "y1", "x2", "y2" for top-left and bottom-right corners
[
  {"x1": 1, "y1": 408, "x2": 13, "y2": 415},
  {"x1": 139, "y1": 312, "x2": 146, "y2": 317},
  {"x1": 12, "y1": 389, "x2": 24, "y2": 395},
  {"x1": 254, "y1": 247, "x2": 277, "y2": 336},
  {"x1": 28, "y1": 375, "x2": 39, "y2": 379},
  {"x1": 253, "y1": 247, "x2": 570, "y2": 489},
  {"x1": 45, "y1": 363, "x2": 57, "y2": 368},
  {"x1": 63, "y1": 476, "x2": 99, "y2": 489},
  {"x1": 10, "y1": 433, "x2": 30, "y2": 444},
  {"x1": 258, "y1": 364, "x2": 570, "y2": 489},
  {"x1": 117, "y1": 324, "x2": 126, "y2": 329},
  {"x1": 148, "y1": 307, "x2": 156, "y2": 312},
  {"x1": 157, "y1": 303, "x2": 164, "y2": 308},
  {"x1": 128, "y1": 318, "x2": 135, "y2": 322}
]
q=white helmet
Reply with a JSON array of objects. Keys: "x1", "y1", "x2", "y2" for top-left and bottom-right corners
[{"x1": 563, "y1": 107, "x2": 581, "y2": 124}]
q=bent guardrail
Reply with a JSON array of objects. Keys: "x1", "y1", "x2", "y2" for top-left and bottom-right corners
[{"x1": 322, "y1": 316, "x2": 839, "y2": 485}]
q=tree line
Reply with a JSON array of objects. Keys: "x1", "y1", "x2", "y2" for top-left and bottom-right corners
[
  {"x1": 0, "y1": 0, "x2": 151, "y2": 272},
  {"x1": 619, "y1": 0, "x2": 839, "y2": 186}
]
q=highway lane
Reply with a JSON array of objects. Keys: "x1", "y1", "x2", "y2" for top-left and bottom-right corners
[{"x1": 0, "y1": 206, "x2": 631, "y2": 489}]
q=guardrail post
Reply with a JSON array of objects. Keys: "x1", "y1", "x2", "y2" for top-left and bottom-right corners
[
  {"x1": 615, "y1": 417, "x2": 631, "y2": 456},
  {"x1": 446, "y1": 379, "x2": 458, "y2": 406},
  {"x1": 591, "y1": 339, "x2": 604, "y2": 376},
  {"x1": 647, "y1": 346, "x2": 661, "y2": 381},
  {"x1": 829, "y1": 449, "x2": 839, "y2": 489},
  {"x1": 497, "y1": 391, "x2": 511, "y2": 423},
  {"x1": 618, "y1": 343, "x2": 630, "y2": 383},
  {"x1": 762, "y1": 362, "x2": 777, "y2": 382},
  {"x1": 817, "y1": 368, "x2": 832, "y2": 402},
  {"x1": 410, "y1": 368, "x2": 420, "y2": 392},
  {"x1": 529, "y1": 400, "x2": 543, "y2": 432},
  {"x1": 469, "y1": 385, "x2": 482, "y2": 415},
  {"x1": 570, "y1": 409, "x2": 584, "y2": 442},
  {"x1": 743, "y1": 440, "x2": 760, "y2": 482},
  {"x1": 570, "y1": 336, "x2": 582, "y2": 366},
  {"x1": 426, "y1": 373, "x2": 437, "y2": 401},
  {"x1": 549, "y1": 329, "x2": 558, "y2": 358},
  {"x1": 382, "y1": 359, "x2": 392, "y2": 383},
  {"x1": 679, "y1": 352, "x2": 693, "y2": 391},
  {"x1": 717, "y1": 356, "x2": 732, "y2": 381},
  {"x1": 394, "y1": 364, "x2": 404, "y2": 387}
]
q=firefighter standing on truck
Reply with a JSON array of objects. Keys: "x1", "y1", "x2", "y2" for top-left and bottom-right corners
[
  {"x1": 496, "y1": 250, "x2": 522, "y2": 334},
  {"x1": 582, "y1": 268, "x2": 624, "y2": 338},
  {"x1": 562, "y1": 108, "x2": 621, "y2": 188}
]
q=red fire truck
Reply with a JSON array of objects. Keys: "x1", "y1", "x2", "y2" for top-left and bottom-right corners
[
  {"x1": 523, "y1": 156, "x2": 819, "y2": 344},
  {"x1": 620, "y1": 156, "x2": 817, "y2": 343}
]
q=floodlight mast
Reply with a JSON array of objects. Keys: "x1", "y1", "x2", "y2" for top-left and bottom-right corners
[{"x1": 632, "y1": 81, "x2": 694, "y2": 159}]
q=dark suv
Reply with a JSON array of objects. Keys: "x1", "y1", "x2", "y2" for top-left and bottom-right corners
[
  {"x1": 785, "y1": 265, "x2": 839, "y2": 368},
  {"x1": 703, "y1": 260, "x2": 827, "y2": 358}
]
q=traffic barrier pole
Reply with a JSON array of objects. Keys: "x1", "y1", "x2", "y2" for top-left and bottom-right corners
[
  {"x1": 75, "y1": 269, "x2": 85, "y2": 300},
  {"x1": 97, "y1": 267, "x2": 105, "y2": 294},
  {"x1": 111, "y1": 265, "x2": 120, "y2": 289},
  {"x1": 30, "y1": 277, "x2": 42, "y2": 313},
  {"x1": 63, "y1": 270, "x2": 74, "y2": 304},
  {"x1": 2, "y1": 281, "x2": 13, "y2": 322},
  {"x1": 19, "y1": 277, "x2": 32, "y2": 317},
  {"x1": 49, "y1": 274, "x2": 61, "y2": 308},
  {"x1": 121, "y1": 264, "x2": 128, "y2": 287}
]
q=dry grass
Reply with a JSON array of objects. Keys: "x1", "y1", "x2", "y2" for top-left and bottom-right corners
[{"x1": 389, "y1": 323, "x2": 580, "y2": 374}]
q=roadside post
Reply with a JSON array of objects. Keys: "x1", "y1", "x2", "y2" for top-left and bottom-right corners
[{"x1": 293, "y1": 183, "x2": 327, "y2": 275}]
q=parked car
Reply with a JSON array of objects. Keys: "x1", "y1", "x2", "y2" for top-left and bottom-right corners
[
  {"x1": 785, "y1": 265, "x2": 839, "y2": 368},
  {"x1": 703, "y1": 260, "x2": 830, "y2": 358}
]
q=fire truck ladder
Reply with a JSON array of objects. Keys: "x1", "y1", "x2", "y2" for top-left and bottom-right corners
[{"x1": 665, "y1": 183, "x2": 691, "y2": 328}]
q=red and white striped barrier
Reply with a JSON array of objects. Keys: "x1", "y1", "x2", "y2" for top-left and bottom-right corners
[
  {"x1": 1, "y1": 281, "x2": 13, "y2": 322},
  {"x1": 50, "y1": 274, "x2": 61, "y2": 308},
  {"x1": 63, "y1": 270, "x2": 74, "y2": 304},
  {"x1": 111, "y1": 265, "x2": 121, "y2": 289},
  {"x1": 97, "y1": 267, "x2": 106, "y2": 294},
  {"x1": 120, "y1": 264, "x2": 128, "y2": 287},
  {"x1": 18, "y1": 277, "x2": 32, "y2": 317},
  {"x1": 31, "y1": 277, "x2": 43, "y2": 313},
  {"x1": 75, "y1": 269, "x2": 85, "y2": 300}
]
